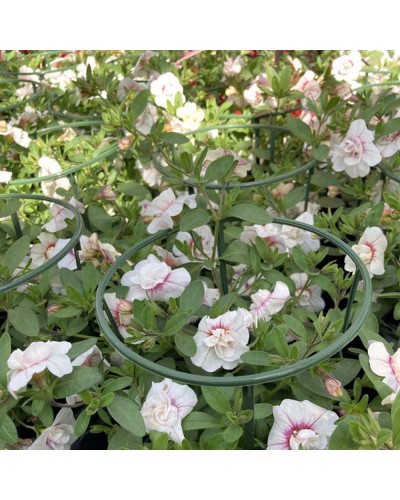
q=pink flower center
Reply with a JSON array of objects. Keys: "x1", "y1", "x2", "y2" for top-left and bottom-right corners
[{"x1": 344, "y1": 137, "x2": 364, "y2": 158}]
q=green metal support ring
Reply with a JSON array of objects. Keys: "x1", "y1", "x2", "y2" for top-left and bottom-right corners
[
  {"x1": 0, "y1": 193, "x2": 84, "y2": 293},
  {"x1": 95, "y1": 217, "x2": 372, "y2": 388}
]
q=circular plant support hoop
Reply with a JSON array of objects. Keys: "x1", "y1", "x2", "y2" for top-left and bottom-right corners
[
  {"x1": 96, "y1": 217, "x2": 372, "y2": 388},
  {"x1": 9, "y1": 143, "x2": 118, "y2": 187},
  {"x1": 154, "y1": 121, "x2": 319, "y2": 192},
  {"x1": 0, "y1": 193, "x2": 84, "y2": 293}
]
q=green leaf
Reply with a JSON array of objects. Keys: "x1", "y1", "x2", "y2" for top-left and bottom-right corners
[
  {"x1": 381, "y1": 117, "x2": 400, "y2": 136},
  {"x1": 179, "y1": 280, "x2": 205, "y2": 314},
  {"x1": 329, "y1": 416, "x2": 358, "y2": 450},
  {"x1": 201, "y1": 386, "x2": 231, "y2": 414},
  {"x1": 164, "y1": 313, "x2": 189, "y2": 336},
  {"x1": 4, "y1": 236, "x2": 30, "y2": 273},
  {"x1": 116, "y1": 182, "x2": 151, "y2": 200},
  {"x1": 0, "y1": 414, "x2": 18, "y2": 444},
  {"x1": 0, "y1": 200, "x2": 21, "y2": 218},
  {"x1": 0, "y1": 333, "x2": 11, "y2": 387},
  {"x1": 203, "y1": 155, "x2": 236, "y2": 183},
  {"x1": 107, "y1": 395, "x2": 146, "y2": 437},
  {"x1": 108, "y1": 428, "x2": 142, "y2": 450},
  {"x1": 129, "y1": 89, "x2": 149, "y2": 121},
  {"x1": 240, "y1": 351, "x2": 273, "y2": 366},
  {"x1": 221, "y1": 240, "x2": 250, "y2": 264},
  {"x1": 179, "y1": 208, "x2": 210, "y2": 231},
  {"x1": 65, "y1": 285, "x2": 85, "y2": 305},
  {"x1": 182, "y1": 411, "x2": 222, "y2": 431},
  {"x1": 102, "y1": 377, "x2": 133, "y2": 394},
  {"x1": 31, "y1": 399, "x2": 45, "y2": 416},
  {"x1": 175, "y1": 332, "x2": 196, "y2": 357},
  {"x1": 53, "y1": 366, "x2": 102, "y2": 398},
  {"x1": 8, "y1": 306, "x2": 40, "y2": 336},
  {"x1": 82, "y1": 262, "x2": 100, "y2": 296},
  {"x1": 75, "y1": 410, "x2": 91, "y2": 437},
  {"x1": 392, "y1": 393, "x2": 400, "y2": 448},
  {"x1": 38, "y1": 402, "x2": 54, "y2": 427},
  {"x1": 160, "y1": 132, "x2": 190, "y2": 144},
  {"x1": 150, "y1": 431, "x2": 170, "y2": 450},
  {"x1": 67, "y1": 339, "x2": 98, "y2": 360},
  {"x1": 223, "y1": 425, "x2": 243, "y2": 443},
  {"x1": 225, "y1": 204, "x2": 272, "y2": 224},
  {"x1": 254, "y1": 403, "x2": 273, "y2": 419},
  {"x1": 52, "y1": 305, "x2": 83, "y2": 318},
  {"x1": 311, "y1": 145, "x2": 330, "y2": 161},
  {"x1": 286, "y1": 116, "x2": 315, "y2": 144}
]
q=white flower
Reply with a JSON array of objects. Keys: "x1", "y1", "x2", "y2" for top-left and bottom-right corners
[
  {"x1": 191, "y1": 310, "x2": 250, "y2": 372},
  {"x1": 290, "y1": 273, "x2": 325, "y2": 312},
  {"x1": 76, "y1": 56, "x2": 97, "y2": 79},
  {"x1": 331, "y1": 119, "x2": 381, "y2": 178},
  {"x1": 43, "y1": 197, "x2": 85, "y2": 233},
  {"x1": 30, "y1": 232, "x2": 58, "y2": 269},
  {"x1": 344, "y1": 227, "x2": 387, "y2": 278},
  {"x1": 202, "y1": 148, "x2": 252, "y2": 179},
  {"x1": 0, "y1": 170, "x2": 12, "y2": 183},
  {"x1": 10, "y1": 127, "x2": 31, "y2": 148},
  {"x1": 281, "y1": 211, "x2": 320, "y2": 252},
  {"x1": 368, "y1": 341, "x2": 400, "y2": 405},
  {"x1": 231, "y1": 264, "x2": 256, "y2": 295},
  {"x1": 135, "y1": 104, "x2": 158, "y2": 135},
  {"x1": 135, "y1": 159, "x2": 163, "y2": 187},
  {"x1": 175, "y1": 102, "x2": 205, "y2": 131},
  {"x1": 28, "y1": 408, "x2": 77, "y2": 450},
  {"x1": 202, "y1": 283, "x2": 220, "y2": 307},
  {"x1": 331, "y1": 51, "x2": 363, "y2": 84},
  {"x1": 223, "y1": 56, "x2": 243, "y2": 77},
  {"x1": 267, "y1": 399, "x2": 338, "y2": 450},
  {"x1": 243, "y1": 83, "x2": 264, "y2": 108},
  {"x1": 250, "y1": 281, "x2": 291, "y2": 325},
  {"x1": 140, "y1": 188, "x2": 197, "y2": 234},
  {"x1": 72, "y1": 345, "x2": 108, "y2": 367},
  {"x1": 38, "y1": 156, "x2": 71, "y2": 198},
  {"x1": 53, "y1": 238, "x2": 77, "y2": 270},
  {"x1": 173, "y1": 225, "x2": 214, "y2": 264},
  {"x1": 79, "y1": 233, "x2": 118, "y2": 267},
  {"x1": 240, "y1": 223, "x2": 287, "y2": 254},
  {"x1": 150, "y1": 72, "x2": 185, "y2": 109},
  {"x1": 292, "y1": 70, "x2": 321, "y2": 103},
  {"x1": 104, "y1": 293, "x2": 133, "y2": 339},
  {"x1": 121, "y1": 254, "x2": 191, "y2": 302},
  {"x1": 140, "y1": 378, "x2": 197, "y2": 444},
  {"x1": 377, "y1": 111, "x2": 400, "y2": 158},
  {"x1": 7, "y1": 341, "x2": 73, "y2": 397}
]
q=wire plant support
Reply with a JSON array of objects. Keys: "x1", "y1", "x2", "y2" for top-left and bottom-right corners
[{"x1": 0, "y1": 193, "x2": 84, "y2": 293}]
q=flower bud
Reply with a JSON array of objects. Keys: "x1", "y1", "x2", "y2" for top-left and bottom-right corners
[
  {"x1": 316, "y1": 367, "x2": 343, "y2": 397},
  {"x1": 118, "y1": 136, "x2": 133, "y2": 151},
  {"x1": 94, "y1": 185, "x2": 117, "y2": 201},
  {"x1": 47, "y1": 304, "x2": 63, "y2": 315},
  {"x1": 327, "y1": 185, "x2": 341, "y2": 198}
]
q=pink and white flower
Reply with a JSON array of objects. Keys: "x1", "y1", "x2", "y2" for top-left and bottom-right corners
[
  {"x1": 240, "y1": 223, "x2": 287, "y2": 254},
  {"x1": 223, "y1": 56, "x2": 243, "y2": 77},
  {"x1": 175, "y1": 102, "x2": 205, "y2": 131},
  {"x1": 267, "y1": 399, "x2": 338, "y2": 450},
  {"x1": 377, "y1": 111, "x2": 400, "y2": 158},
  {"x1": 331, "y1": 51, "x2": 363, "y2": 84},
  {"x1": 368, "y1": 341, "x2": 400, "y2": 404},
  {"x1": 292, "y1": 70, "x2": 321, "y2": 103},
  {"x1": 344, "y1": 227, "x2": 387, "y2": 278},
  {"x1": 53, "y1": 238, "x2": 77, "y2": 270},
  {"x1": 331, "y1": 119, "x2": 382, "y2": 178},
  {"x1": 7, "y1": 341, "x2": 73, "y2": 397},
  {"x1": 250, "y1": 281, "x2": 291, "y2": 325},
  {"x1": 291, "y1": 273, "x2": 325, "y2": 313},
  {"x1": 135, "y1": 104, "x2": 158, "y2": 136},
  {"x1": 191, "y1": 310, "x2": 250, "y2": 372},
  {"x1": 281, "y1": 211, "x2": 320, "y2": 252},
  {"x1": 104, "y1": 293, "x2": 133, "y2": 339},
  {"x1": 72, "y1": 345, "x2": 109, "y2": 368},
  {"x1": 140, "y1": 378, "x2": 197, "y2": 443},
  {"x1": 140, "y1": 188, "x2": 197, "y2": 234},
  {"x1": 38, "y1": 156, "x2": 71, "y2": 198},
  {"x1": 121, "y1": 254, "x2": 191, "y2": 302},
  {"x1": 173, "y1": 225, "x2": 215, "y2": 264},
  {"x1": 43, "y1": 197, "x2": 85, "y2": 233},
  {"x1": 30, "y1": 232, "x2": 58, "y2": 269},
  {"x1": 150, "y1": 72, "x2": 185, "y2": 109},
  {"x1": 28, "y1": 408, "x2": 77, "y2": 450}
]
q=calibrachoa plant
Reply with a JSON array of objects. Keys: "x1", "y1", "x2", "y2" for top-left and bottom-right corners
[{"x1": 1, "y1": 50, "x2": 400, "y2": 451}]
